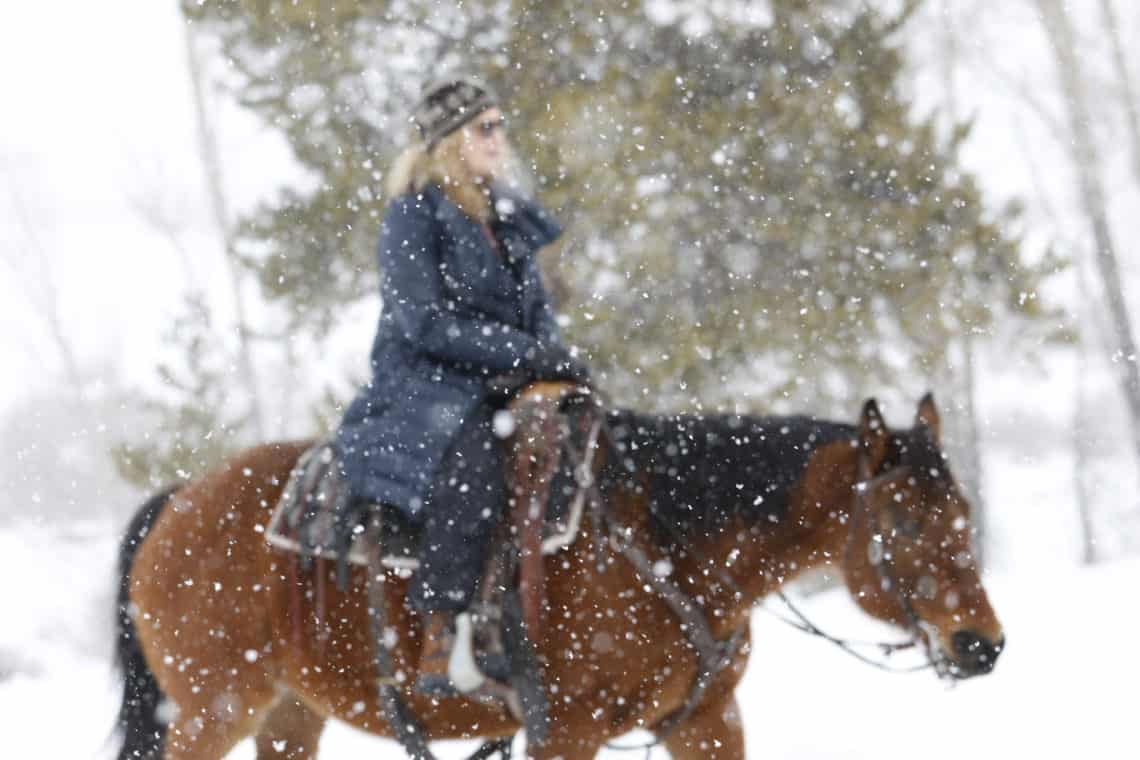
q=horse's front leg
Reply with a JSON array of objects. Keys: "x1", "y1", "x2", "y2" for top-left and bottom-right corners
[
  {"x1": 656, "y1": 694, "x2": 745, "y2": 760},
  {"x1": 253, "y1": 694, "x2": 327, "y2": 759}
]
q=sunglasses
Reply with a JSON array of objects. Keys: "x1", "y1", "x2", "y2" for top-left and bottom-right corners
[{"x1": 475, "y1": 116, "x2": 507, "y2": 137}]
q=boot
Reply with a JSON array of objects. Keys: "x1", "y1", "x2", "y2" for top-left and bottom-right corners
[{"x1": 414, "y1": 610, "x2": 457, "y2": 697}]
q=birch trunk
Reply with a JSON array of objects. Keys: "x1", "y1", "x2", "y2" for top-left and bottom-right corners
[
  {"x1": 1074, "y1": 265, "x2": 1098, "y2": 565},
  {"x1": 938, "y1": 0, "x2": 987, "y2": 565},
  {"x1": 1037, "y1": 0, "x2": 1140, "y2": 474}
]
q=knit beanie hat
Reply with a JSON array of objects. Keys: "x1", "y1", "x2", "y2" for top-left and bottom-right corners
[{"x1": 413, "y1": 77, "x2": 499, "y2": 151}]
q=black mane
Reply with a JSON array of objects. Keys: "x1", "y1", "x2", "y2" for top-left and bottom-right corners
[{"x1": 604, "y1": 409, "x2": 856, "y2": 540}]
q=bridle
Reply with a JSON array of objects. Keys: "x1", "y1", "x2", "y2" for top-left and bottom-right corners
[
  {"x1": 575, "y1": 406, "x2": 957, "y2": 680},
  {"x1": 835, "y1": 452, "x2": 957, "y2": 680}
]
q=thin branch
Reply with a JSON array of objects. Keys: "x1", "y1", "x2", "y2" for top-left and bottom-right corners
[
  {"x1": 966, "y1": 52, "x2": 1067, "y2": 145},
  {"x1": 878, "y1": 0, "x2": 924, "y2": 37},
  {"x1": 4, "y1": 186, "x2": 85, "y2": 397},
  {"x1": 121, "y1": 157, "x2": 201, "y2": 293}
]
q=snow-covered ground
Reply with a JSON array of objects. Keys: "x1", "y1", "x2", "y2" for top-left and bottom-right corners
[{"x1": 3, "y1": 480, "x2": 1135, "y2": 759}]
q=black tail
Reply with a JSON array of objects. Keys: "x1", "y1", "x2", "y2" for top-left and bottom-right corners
[{"x1": 112, "y1": 485, "x2": 179, "y2": 760}]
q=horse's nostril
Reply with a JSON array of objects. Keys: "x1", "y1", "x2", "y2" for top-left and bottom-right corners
[
  {"x1": 951, "y1": 630, "x2": 1002, "y2": 675},
  {"x1": 952, "y1": 629, "x2": 982, "y2": 655}
]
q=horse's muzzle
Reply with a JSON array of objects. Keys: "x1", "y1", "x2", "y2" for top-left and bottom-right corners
[{"x1": 950, "y1": 630, "x2": 1005, "y2": 677}]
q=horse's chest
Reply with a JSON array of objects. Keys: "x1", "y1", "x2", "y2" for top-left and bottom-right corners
[{"x1": 540, "y1": 558, "x2": 706, "y2": 731}]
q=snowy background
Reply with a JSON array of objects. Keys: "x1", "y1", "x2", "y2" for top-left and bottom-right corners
[{"x1": 2, "y1": 1, "x2": 1138, "y2": 757}]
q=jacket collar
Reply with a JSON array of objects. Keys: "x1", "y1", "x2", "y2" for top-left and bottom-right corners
[
  {"x1": 422, "y1": 182, "x2": 562, "y2": 253},
  {"x1": 489, "y1": 184, "x2": 563, "y2": 250}
]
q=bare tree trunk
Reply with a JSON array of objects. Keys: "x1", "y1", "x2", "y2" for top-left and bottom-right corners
[
  {"x1": 1009, "y1": 112, "x2": 1100, "y2": 561},
  {"x1": 1099, "y1": 0, "x2": 1140, "y2": 185},
  {"x1": 184, "y1": 23, "x2": 265, "y2": 440},
  {"x1": 1073, "y1": 389, "x2": 1097, "y2": 565},
  {"x1": 938, "y1": 0, "x2": 987, "y2": 565},
  {"x1": 1074, "y1": 264, "x2": 1098, "y2": 565},
  {"x1": 1037, "y1": 0, "x2": 1140, "y2": 474},
  {"x1": 279, "y1": 334, "x2": 298, "y2": 438},
  {"x1": 960, "y1": 337, "x2": 986, "y2": 564}
]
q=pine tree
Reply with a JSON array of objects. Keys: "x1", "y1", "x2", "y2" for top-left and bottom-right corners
[{"x1": 156, "y1": 0, "x2": 1059, "y2": 467}]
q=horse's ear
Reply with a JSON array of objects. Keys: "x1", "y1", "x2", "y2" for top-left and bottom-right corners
[
  {"x1": 858, "y1": 398, "x2": 889, "y2": 476},
  {"x1": 915, "y1": 392, "x2": 941, "y2": 443}
]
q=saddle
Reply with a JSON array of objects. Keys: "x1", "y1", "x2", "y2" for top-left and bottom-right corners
[{"x1": 266, "y1": 382, "x2": 599, "y2": 576}]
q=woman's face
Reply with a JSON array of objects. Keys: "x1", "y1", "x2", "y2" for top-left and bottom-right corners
[{"x1": 458, "y1": 107, "x2": 508, "y2": 183}]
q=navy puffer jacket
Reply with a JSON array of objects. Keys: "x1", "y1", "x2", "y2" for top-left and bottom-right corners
[{"x1": 335, "y1": 182, "x2": 568, "y2": 515}]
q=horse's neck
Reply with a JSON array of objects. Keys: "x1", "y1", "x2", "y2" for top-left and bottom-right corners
[
  {"x1": 764, "y1": 438, "x2": 860, "y2": 583},
  {"x1": 664, "y1": 438, "x2": 859, "y2": 638}
]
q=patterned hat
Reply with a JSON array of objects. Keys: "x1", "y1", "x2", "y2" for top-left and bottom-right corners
[{"x1": 413, "y1": 77, "x2": 499, "y2": 151}]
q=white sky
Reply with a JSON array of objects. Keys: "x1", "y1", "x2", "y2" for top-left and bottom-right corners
[{"x1": 0, "y1": 1, "x2": 290, "y2": 405}]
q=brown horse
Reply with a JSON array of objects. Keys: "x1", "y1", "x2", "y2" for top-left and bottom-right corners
[{"x1": 112, "y1": 393, "x2": 1003, "y2": 760}]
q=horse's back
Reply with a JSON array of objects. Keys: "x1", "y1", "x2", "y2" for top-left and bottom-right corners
[
  {"x1": 135, "y1": 438, "x2": 311, "y2": 559},
  {"x1": 131, "y1": 437, "x2": 311, "y2": 599}
]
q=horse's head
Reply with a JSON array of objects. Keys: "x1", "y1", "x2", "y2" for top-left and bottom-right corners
[{"x1": 840, "y1": 394, "x2": 1004, "y2": 679}]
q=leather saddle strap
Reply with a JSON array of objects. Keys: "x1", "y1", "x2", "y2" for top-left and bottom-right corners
[
  {"x1": 508, "y1": 397, "x2": 569, "y2": 639},
  {"x1": 363, "y1": 517, "x2": 439, "y2": 760},
  {"x1": 608, "y1": 525, "x2": 746, "y2": 737}
]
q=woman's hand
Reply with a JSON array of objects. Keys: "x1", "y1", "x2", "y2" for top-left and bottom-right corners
[
  {"x1": 486, "y1": 344, "x2": 591, "y2": 405},
  {"x1": 528, "y1": 343, "x2": 592, "y2": 385}
]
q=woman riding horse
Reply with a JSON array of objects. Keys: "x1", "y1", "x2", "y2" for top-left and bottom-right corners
[
  {"x1": 110, "y1": 77, "x2": 1006, "y2": 760},
  {"x1": 114, "y1": 394, "x2": 1004, "y2": 760},
  {"x1": 333, "y1": 75, "x2": 589, "y2": 695}
]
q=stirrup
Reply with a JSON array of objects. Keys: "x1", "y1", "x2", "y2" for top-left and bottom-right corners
[
  {"x1": 414, "y1": 612, "x2": 485, "y2": 697},
  {"x1": 448, "y1": 611, "x2": 486, "y2": 693}
]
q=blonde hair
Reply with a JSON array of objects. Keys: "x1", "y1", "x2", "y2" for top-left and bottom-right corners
[{"x1": 384, "y1": 124, "x2": 520, "y2": 222}]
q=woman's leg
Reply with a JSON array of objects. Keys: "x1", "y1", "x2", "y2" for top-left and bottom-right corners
[
  {"x1": 407, "y1": 405, "x2": 506, "y2": 692},
  {"x1": 409, "y1": 405, "x2": 506, "y2": 612}
]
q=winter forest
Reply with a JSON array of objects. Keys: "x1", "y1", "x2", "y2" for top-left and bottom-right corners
[{"x1": 2, "y1": 0, "x2": 1138, "y2": 757}]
